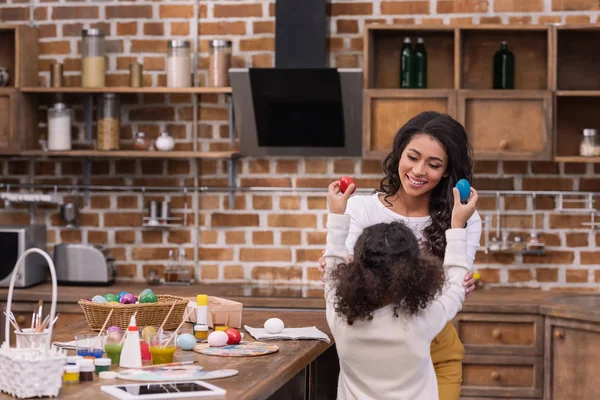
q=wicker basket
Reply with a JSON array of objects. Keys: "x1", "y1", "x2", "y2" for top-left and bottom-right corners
[{"x1": 78, "y1": 295, "x2": 189, "y2": 331}]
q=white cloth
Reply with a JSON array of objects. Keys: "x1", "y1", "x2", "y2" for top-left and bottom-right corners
[
  {"x1": 324, "y1": 213, "x2": 470, "y2": 400},
  {"x1": 344, "y1": 192, "x2": 481, "y2": 267},
  {"x1": 243, "y1": 325, "x2": 330, "y2": 343}
]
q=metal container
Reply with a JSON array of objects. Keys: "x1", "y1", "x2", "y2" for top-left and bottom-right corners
[
  {"x1": 81, "y1": 28, "x2": 105, "y2": 88},
  {"x1": 580, "y1": 128, "x2": 600, "y2": 157},
  {"x1": 129, "y1": 62, "x2": 143, "y2": 87},
  {"x1": 166, "y1": 40, "x2": 191, "y2": 88},
  {"x1": 60, "y1": 202, "x2": 79, "y2": 228},
  {"x1": 209, "y1": 39, "x2": 232, "y2": 87},
  {"x1": 50, "y1": 63, "x2": 63, "y2": 88},
  {"x1": 97, "y1": 93, "x2": 120, "y2": 150}
]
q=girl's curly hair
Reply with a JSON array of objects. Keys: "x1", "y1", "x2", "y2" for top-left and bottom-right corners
[
  {"x1": 379, "y1": 111, "x2": 473, "y2": 260},
  {"x1": 330, "y1": 221, "x2": 446, "y2": 325}
]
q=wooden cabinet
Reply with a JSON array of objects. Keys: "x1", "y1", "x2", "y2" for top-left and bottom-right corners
[
  {"x1": 0, "y1": 89, "x2": 37, "y2": 151},
  {"x1": 544, "y1": 317, "x2": 600, "y2": 400}
]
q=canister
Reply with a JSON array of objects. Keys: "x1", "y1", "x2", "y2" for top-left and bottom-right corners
[
  {"x1": 167, "y1": 40, "x2": 191, "y2": 88},
  {"x1": 97, "y1": 93, "x2": 120, "y2": 150},
  {"x1": 209, "y1": 39, "x2": 232, "y2": 87},
  {"x1": 82, "y1": 28, "x2": 105, "y2": 88}
]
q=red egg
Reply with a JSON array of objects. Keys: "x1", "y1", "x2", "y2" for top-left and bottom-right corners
[
  {"x1": 224, "y1": 328, "x2": 242, "y2": 345},
  {"x1": 339, "y1": 176, "x2": 356, "y2": 195}
]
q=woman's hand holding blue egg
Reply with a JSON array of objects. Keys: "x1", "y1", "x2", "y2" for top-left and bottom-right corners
[{"x1": 451, "y1": 181, "x2": 478, "y2": 229}]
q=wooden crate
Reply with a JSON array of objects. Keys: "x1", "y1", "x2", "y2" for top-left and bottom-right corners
[
  {"x1": 457, "y1": 90, "x2": 553, "y2": 160},
  {"x1": 0, "y1": 25, "x2": 38, "y2": 88},
  {"x1": 362, "y1": 89, "x2": 456, "y2": 159},
  {"x1": 0, "y1": 89, "x2": 37, "y2": 151}
]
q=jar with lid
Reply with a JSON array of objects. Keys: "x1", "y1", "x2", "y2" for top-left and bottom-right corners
[
  {"x1": 97, "y1": 93, "x2": 120, "y2": 150},
  {"x1": 209, "y1": 40, "x2": 232, "y2": 87},
  {"x1": 167, "y1": 40, "x2": 191, "y2": 88},
  {"x1": 132, "y1": 131, "x2": 152, "y2": 151},
  {"x1": 82, "y1": 29, "x2": 105, "y2": 88},
  {"x1": 47, "y1": 103, "x2": 72, "y2": 151},
  {"x1": 579, "y1": 129, "x2": 600, "y2": 157}
]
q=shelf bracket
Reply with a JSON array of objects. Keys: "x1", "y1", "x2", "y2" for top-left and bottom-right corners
[
  {"x1": 227, "y1": 158, "x2": 238, "y2": 209},
  {"x1": 227, "y1": 94, "x2": 236, "y2": 145}
]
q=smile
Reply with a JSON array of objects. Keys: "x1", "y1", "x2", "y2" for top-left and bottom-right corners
[{"x1": 406, "y1": 175, "x2": 427, "y2": 186}]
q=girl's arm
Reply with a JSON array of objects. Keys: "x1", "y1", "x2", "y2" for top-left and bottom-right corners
[
  {"x1": 465, "y1": 210, "x2": 482, "y2": 268},
  {"x1": 323, "y1": 214, "x2": 351, "y2": 304}
]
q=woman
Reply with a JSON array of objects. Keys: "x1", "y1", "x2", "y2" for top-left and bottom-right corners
[{"x1": 319, "y1": 111, "x2": 482, "y2": 400}]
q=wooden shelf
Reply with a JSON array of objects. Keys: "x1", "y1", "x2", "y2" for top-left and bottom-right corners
[
  {"x1": 557, "y1": 91, "x2": 600, "y2": 97},
  {"x1": 0, "y1": 150, "x2": 240, "y2": 159},
  {"x1": 20, "y1": 87, "x2": 232, "y2": 94},
  {"x1": 554, "y1": 156, "x2": 600, "y2": 163}
]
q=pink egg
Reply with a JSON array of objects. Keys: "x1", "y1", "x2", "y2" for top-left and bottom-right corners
[
  {"x1": 120, "y1": 293, "x2": 137, "y2": 304},
  {"x1": 107, "y1": 326, "x2": 121, "y2": 333}
]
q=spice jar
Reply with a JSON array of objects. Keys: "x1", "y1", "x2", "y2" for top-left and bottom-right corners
[
  {"x1": 209, "y1": 39, "x2": 232, "y2": 87},
  {"x1": 579, "y1": 129, "x2": 600, "y2": 157},
  {"x1": 167, "y1": 40, "x2": 191, "y2": 88},
  {"x1": 132, "y1": 131, "x2": 152, "y2": 151},
  {"x1": 82, "y1": 29, "x2": 105, "y2": 88},
  {"x1": 47, "y1": 102, "x2": 72, "y2": 151},
  {"x1": 97, "y1": 93, "x2": 120, "y2": 150}
]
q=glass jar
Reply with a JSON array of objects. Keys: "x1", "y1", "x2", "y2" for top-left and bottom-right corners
[
  {"x1": 47, "y1": 103, "x2": 72, "y2": 151},
  {"x1": 579, "y1": 129, "x2": 600, "y2": 157},
  {"x1": 132, "y1": 132, "x2": 152, "y2": 151},
  {"x1": 209, "y1": 39, "x2": 232, "y2": 87},
  {"x1": 167, "y1": 40, "x2": 191, "y2": 88},
  {"x1": 82, "y1": 29, "x2": 105, "y2": 88},
  {"x1": 97, "y1": 93, "x2": 120, "y2": 150}
]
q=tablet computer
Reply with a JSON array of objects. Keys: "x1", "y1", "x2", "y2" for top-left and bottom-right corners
[{"x1": 101, "y1": 381, "x2": 226, "y2": 399}]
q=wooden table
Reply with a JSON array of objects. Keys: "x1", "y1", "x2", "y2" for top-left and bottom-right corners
[{"x1": 0, "y1": 310, "x2": 336, "y2": 400}]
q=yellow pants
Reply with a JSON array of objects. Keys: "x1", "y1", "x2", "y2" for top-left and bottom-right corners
[{"x1": 431, "y1": 322, "x2": 465, "y2": 400}]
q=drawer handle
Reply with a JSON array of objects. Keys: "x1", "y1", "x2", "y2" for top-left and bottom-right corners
[
  {"x1": 16, "y1": 315, "x2": 26, "y2": 324},
  {"x1": 491, "y1": 371, "x2": 501, "y2": 381},
  {"x1": 554, "y1": 329, "x2": 565, "y2": 339},
  {"x1": 492, "y1": 329, "x2": 502, "y2": 339},
  {"x1": 499, "y1": 140, "x2": 509, "y2": 150}
]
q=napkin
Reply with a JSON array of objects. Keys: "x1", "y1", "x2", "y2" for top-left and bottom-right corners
[{"x1": 244, "y1": 325, "x2": 331, "y2": 343}]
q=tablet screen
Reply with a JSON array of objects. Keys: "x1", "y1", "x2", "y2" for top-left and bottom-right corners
[{"x1": 116, "y1": 382, "x2": 211, "y2": 395}]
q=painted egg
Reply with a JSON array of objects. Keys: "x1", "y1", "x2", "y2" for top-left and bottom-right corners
[
  {"x1": 92, "y1": 295, "x2": 107, "y2": 303},
  {"x1": 140, "y1": 292, "x2": 158, "y2": 303},
  {"x1": 138, "y1": 289, "x2": 153, "y2": 299},
  {"x1": 120, "y1": 293, "x2": 137, "y2": 304},
  {"x1": 177, "y1": 333, "x2": 197, "y2": 351},
  {"x1": 107, "y1": 326, "x2": 121, "y2": 334},
  {"x1": 117, "y1": 292, "x2": 130, "y2": 302},
  {"x1": 207, "y1": 331, "x2": 229, "y2": 347},
  {"x1": 455, "y1": 179, "x2": 471, "y2": 202},
  {"x1": 141, "y1": 326, "x2": 157, "y2": 342},
  {"x1": 104, "y1": 293, "x2": 118, "y2": 302},
  {"x1": 264, "y1": 318, "x2": 285, "y2": 334}
]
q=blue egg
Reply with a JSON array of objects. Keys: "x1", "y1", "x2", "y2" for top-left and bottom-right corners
[
  {"x1": 117, "y1": 291, "x2": 129, "y2": 301},
  {"x1": 177, "y1": 333, "x2": 197, "y2": 351},
  {"x1": 455, "y1": 179, "x2": 471, "y2": 202},
  {"x1": 92, "y1": 295, "x2": 107, "y2": 303}
]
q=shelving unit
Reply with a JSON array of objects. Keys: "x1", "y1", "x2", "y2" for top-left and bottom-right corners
[
  {"x1": 21, "y1": 87, "x2": 232, "y2": 94},
  {"x1": 0, "y1": 150, "x2": 240, "y2": 159}
]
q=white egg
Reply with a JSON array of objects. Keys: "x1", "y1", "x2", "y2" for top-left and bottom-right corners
[
  {"x1": 207, "y1": 331, "x2": 229, "y2": 347},
  {"x1": 264, "y1": 318, "x2": 285, "y2": 334}
]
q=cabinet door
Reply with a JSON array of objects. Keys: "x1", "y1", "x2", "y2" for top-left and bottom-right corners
[
  {"x1": 545, "y1": 318, "x2": 600, "y2": 400},
  {"x1": 0, "y1": 91, "x2": 16, "y2": 150},
  {"x1": 457, "y1": 90, "x2": 553, "y2": 160}
]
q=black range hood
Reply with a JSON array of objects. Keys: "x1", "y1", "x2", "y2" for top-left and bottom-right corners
[{"x1": 230, "y1": 0, "x2": 362, "y2": 157}]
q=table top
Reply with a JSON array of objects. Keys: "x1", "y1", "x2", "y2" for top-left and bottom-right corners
[{"x1": 0, "y1": 310, "x2": 332, "y2": 400}]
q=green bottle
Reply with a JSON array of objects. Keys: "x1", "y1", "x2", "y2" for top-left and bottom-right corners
[
  {"x1": 493, "y1": 41, "x2": 515, "y2": 89},
  {"x1": 400, "y1": 37, "x2": 414, "y2": 88},
  {"x1": 415, "y1": 37, "x2": 427, "y2": 89}
]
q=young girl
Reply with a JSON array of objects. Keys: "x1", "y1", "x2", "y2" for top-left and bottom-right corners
[
  {"x1": 324, "y1": 180, "x2": 478, "y2": 399},
  {"x1": 319, "y1": 111, "x2": 482, "y2": 399}
]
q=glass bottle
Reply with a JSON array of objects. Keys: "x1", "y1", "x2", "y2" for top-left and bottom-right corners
[
  {"x1": 209, "y1": 40, "x2": 232, "y2": 87},
  {"x1": 47, "y1": 103, "x2": 72, "y2": 151},
  {"x1": 167, "y1": 40, "x2": 191, "y2": 88},
  {"x1": 400, "y1": 37, "x2": 414, "y2": 89},
  {"x1": 132, "y1": 131, "x2": 152, "y2": 151},
  {"x1": 82, "y1": 29, "x2": 105, "y2": 88},
  {"x1": 415, "y1": 37, "x2": 427, "y2": 89},
  {"x1": 493, "y1": 41, "x2": 515, "y2": 89},
  {"x1": 97, "y1": 93, "x2": 120, "y2": 150},
  {"x1": 579, "y1": 129, "x2": 600, "y2": 157}
]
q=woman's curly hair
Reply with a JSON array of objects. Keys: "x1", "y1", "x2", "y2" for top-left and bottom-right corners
[
  {"x1": 330, "y1": 221, "x2": 446, "y2": 325},
  {"x1": 379, "y1": 111, "x2": 473, "y2": 260}
]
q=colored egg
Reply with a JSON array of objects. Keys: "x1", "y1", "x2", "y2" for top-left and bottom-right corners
[
  {"x1": 120, "y1": 293, "x2": 137, "y2": 304},
  {"x1": 92, "y1": 295, "x2": 107, "y2": 303},
  {"x1": 264, "y1": 318, "x2": 284, "y2": 334},
  {"x1": 207, "y1": 331, "x2": 229, "y2": 347},
  {"x1": 107, "y1": 326, "x2": 121, "y2": 334},
  {"x1": 138, "y1": 288, "x2": 153, "y2": 299},
  {"x1": 141, "y1": 326, "x2": 157, "y2": 342},
  {"x1": 140, "y1": 292, "x2": 158, "y2": 303},
  {"x1": 117, "y1": 292, "x2": 130, "y2": 302},
  {"x1": 177, "y1": 333, "x2": 197, "y2": 351},
  {"x1": 104, "y1": 293, "x2": 118, "y2": 302},
  {"x1": 455, "y1": 179, "x2": 471, "y2": 202}
]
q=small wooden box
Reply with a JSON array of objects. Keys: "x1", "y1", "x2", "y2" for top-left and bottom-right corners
[
  {"x1": 186, "y1": 296, "x2": 243, "y2": 329},
  {"x1": 0, "y1": 25, "x2": 39, "y2": 88}
]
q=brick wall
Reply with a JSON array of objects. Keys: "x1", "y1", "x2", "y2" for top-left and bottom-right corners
[{"x1": 1, "y1": 0, "x2": 600, "y2": 290}]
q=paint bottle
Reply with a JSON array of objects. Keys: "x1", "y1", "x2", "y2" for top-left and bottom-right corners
[
  {"x1": 63, "y1": 365, "x2": 79, "y2": 384},
  {"x1": 196, "y1": 294, "x2": 208, "y2": 326},
  {"x1": 119, "y1": 314, "x2": 142, "y2": 369},
  {"x1": 194, "y1": 324, "x2": 208, "y2": 341}
]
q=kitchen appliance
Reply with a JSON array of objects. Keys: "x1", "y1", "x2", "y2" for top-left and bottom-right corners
[
  {"x1": 53, "y1": 244, "x2": 115, "y2": 286},
  {"x1": 0, "y1": 225, "x2": 48, "y2": 288}
]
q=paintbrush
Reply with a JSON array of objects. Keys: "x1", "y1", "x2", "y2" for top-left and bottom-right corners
[
  {"x1": 161, "y1": 309, "x2": 190, "y2": 348},
  {"x1": 3, "y1": 311, "x2": 21, "y2": 332},
  {"x1": 37, "y1": 300, "x2": 43, "y2": 332}
]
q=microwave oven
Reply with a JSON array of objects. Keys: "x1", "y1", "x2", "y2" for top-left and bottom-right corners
[{"x1": 0, "y1": 225, "x2": 48, "y2": 288}]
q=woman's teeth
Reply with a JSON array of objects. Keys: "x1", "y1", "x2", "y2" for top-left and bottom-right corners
[{"x1": 407, "y1": 175, "x2": 426, "y2": 185}]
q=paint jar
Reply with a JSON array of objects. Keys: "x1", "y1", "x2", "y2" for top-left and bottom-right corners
[
  {"x1": 97, "y1": 93, "x2": 120, "y2": 150},
  {"x1": 82, "y1": 28, "x2": 105, "y2": 88},
  {"x1": 209, "y1": 39, "x2": 232, "y2": 87},
  {"x1": 63, "y1": 365, "x2": 79, "y2": 384},
  {"x1": 66, "y1": 355, "x2": 83, "y2": 366},
  {"x1": 167, "y1": 40, "x2": 191, "y2": 88},
  {"x1": 194, "y1": 325, "x2": 208, "y2": 341},
  {"x1": 78, "y1": 359, "x2": 94, "y2": 382},
  {"x1": 94, "y1": 358, "x2": 111, "y2": 375},
  {"x1": 214, "y1": 325, "x2": 228, "y2": 332}
]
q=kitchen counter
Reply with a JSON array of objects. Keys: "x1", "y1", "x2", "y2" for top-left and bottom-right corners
[
  {"x1": 1, "y1": 283, "x2": 600, "y2": 322},
  {"x1": 0, "y1": 310, "x2": 334, "y2": 400}
]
